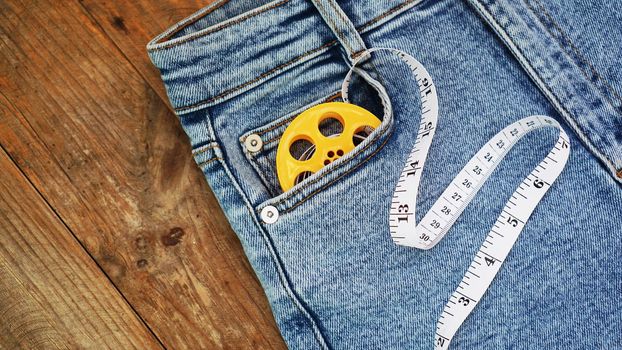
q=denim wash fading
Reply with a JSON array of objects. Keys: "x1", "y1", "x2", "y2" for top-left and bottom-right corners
[{"x1": 148, "y1": 0, "x2": 622, "y2": 348}]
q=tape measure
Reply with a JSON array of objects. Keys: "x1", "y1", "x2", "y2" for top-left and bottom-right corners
[
  {"x1": 274, "y1": 47, "x2": 570, "y2": 348},
  {"x1": 341, "y1": 49, "x2": 570, "y2": 348}
]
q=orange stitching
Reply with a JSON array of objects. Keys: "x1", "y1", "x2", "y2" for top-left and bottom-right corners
[
  {"x1": 316, "y1": 0, "x2": 353, "y2": 55},
  {"x1": 157, "y1": 0, "x2": 233, "y2": 44},
  {"x1": 326, "y1": 0, "x2": 366, "y2": 54},
  {"x1": 192, "y1": 143, "x2": 219, "y2": 156},
  {"x1": 280, "y1": 127, "x2": 394, "y2": 214},
  {"x1": 151, "y1": 0, "x2": 292, "y2": 52},
  {"x1": 251, "y1": 91, "x2": 342, "y2": 137},
  {"x1": 197, "y1": 157, "x2": 223, "y2": 167},
  {"x1": 358, "y1": 0, "x2": 421, "y2": 32},
  {"x1": 263, "y1": 135, "x2": 281, "y2": 145},
  {"x1": 172, "y1": 0, "x2": 422, "y2": 111},
  {"x1": 176, "y1": 40, "x2": 338, "y2": 112},
  {"x1": 325, "y1": 91, "x2": 343, "y2": 102},
  {"x1": 350, "y1": 49, "x2": 366, "y2": 59}
]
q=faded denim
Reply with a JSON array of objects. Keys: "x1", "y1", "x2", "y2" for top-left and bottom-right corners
[{"x1": 148, "y1": 0, "x2": 622, "y2": 348}]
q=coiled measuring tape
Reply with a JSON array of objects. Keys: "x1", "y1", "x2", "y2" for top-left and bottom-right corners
[
  {"x1": 341, "y1": 48, "x2": 571, "y2": 348},
  {"x1": 276, "y1": 102, "x2": 381, "y2": 192},
  {"x1": 275, "y1": 57, "x2": 392, "y2": 192}
]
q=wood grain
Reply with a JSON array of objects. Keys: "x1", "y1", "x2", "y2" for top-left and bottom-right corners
[
  {"x1": 0, "y1": 146, "x2": 162, "y2": 349},
  {"x1": 79, "y1": 0, "x2": 209, "y2": 108},
  {"x1": 0, "y1": 0, "x2": 285, "y2": 348}
]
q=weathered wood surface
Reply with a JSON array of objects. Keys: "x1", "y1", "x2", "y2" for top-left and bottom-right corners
[
  {"x1": 0, "y1": 146, "x2": 163, "y2": 349},
  {"x1": 79, "y1": 0, "x2": 208, "y2": 106},
  {"x1": 0, "y1": 0, "x2": 285, "y2": 348}
]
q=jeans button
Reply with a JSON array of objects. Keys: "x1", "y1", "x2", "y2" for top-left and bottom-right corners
[
  {"x1": 260, "y1": 206, "x2": 279, "y2": 224},
  {"x1": 245, "y1": 134, "x2": 263, "y2": 153}
]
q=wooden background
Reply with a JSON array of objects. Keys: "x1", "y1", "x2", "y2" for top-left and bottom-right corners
[{"x1": 0, "y1": 0, "x2": 286, "y2": 348}]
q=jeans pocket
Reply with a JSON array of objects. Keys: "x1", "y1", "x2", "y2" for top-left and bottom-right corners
[
  {"x1": 246, "y1": 87, "x2": 395, "y2": 216},
  {"x1": 239, "y1": 91, "x2": 343, "y2": 196}
]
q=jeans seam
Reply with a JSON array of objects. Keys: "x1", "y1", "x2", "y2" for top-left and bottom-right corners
[
  {"x1": 197, "y1": 157, "x2": 223, "y2": 167},
  {"x1": 263, "y1": 135, "x2": 282, "y2": 145},
  {"x1": 210, "y1": 154, "x2": 331, "y2": 349},
  {"x1": 314, "y1": 1, "x2": 354, "y2": 55},
  {"x1": 149, "y1": 0, "x2": 292, "y2": 51},
  {"x1": 325, "y1": 0, "x2": 367, "y2": 56},
  {"x1": 329, "y1": 0, "x2": 366, "y2": 53},
  {"x1": 174, "y1": 0, "x2": 424, "y2": 112},
  {"x1": 155, "y1": 0, "x2": 233, "y2": 44},
  {"x1": 469, "y1": 0, "x2": 620, "y2": 177},
  {"x1": 358, "y1": 0, "x2": 423, "y2": 32},
  {"x1": 191, "y1": 143, "x2": 219, "y2": 156},
  {"x1": 280, "y1": 126, "x2": 394, "y2": 214},
  {"x1": 526, "y1": 0, "x2": 622, "y2": 112},
  {"x1": 176, "y1": 40, "x2": 338, "y2": 112}
]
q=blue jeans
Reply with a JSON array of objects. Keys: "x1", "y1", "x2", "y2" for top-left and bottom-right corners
[{"x1": 148, "y1": 0, "x2": 622, "y2": 348}]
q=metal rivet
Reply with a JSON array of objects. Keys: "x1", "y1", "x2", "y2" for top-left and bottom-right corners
[
  {"x1": 260, "y1": 205, "x2": 279, "y2": 224},
  {"x1": 245, "y1": 134, "x2": 263, "y2": 153}
]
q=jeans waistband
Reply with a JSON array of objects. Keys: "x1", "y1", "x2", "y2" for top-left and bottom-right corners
[{"x1": 147, "y1": 0, "x2": 424, "y2": 114}]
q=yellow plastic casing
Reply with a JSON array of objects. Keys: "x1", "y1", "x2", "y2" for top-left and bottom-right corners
[{"x1": 276, "y1": 102, "x2": 381, "y2": 192}]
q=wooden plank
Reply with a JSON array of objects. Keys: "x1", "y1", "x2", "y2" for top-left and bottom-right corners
[
  {"x1": 0, "y1": 146, "x2": 162, "y2": 349},
  {"x1": 0, "y1": 0, "x2": 285, "y2": 348},
  {"x1": 78, "y1": 0, "x2": 209, "y2": 108}
]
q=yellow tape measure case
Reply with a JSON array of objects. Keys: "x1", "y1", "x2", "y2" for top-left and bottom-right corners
[{"x1": 275, "y1": 102, "x2": 381, "y2": 192}]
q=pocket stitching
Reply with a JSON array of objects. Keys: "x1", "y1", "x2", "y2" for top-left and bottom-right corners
[
  {"x1": 280, "y1": 126, "x2": 393, "y2": 214},
  {"x1": 243, "y1": 91, "x2": 342, "y2": 139},
  {"x1": 197, "y1": 157, "x2": 224, "y2": 167},
  {"x1": 272, "y1": 117, "x2": 393, "y2": 209},
  {"x1": 239, "y1": 91, "x2": 343, "y2": 194},
  {"x1": 192, "y1": 143, "x2": 219, "y2": 156}
]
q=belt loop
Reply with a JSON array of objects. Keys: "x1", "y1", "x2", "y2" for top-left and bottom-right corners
[{"x1": 308, "y1": 0, "x2": 369, "y2": 64}]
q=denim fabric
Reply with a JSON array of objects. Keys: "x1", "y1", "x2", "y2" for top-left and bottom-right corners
[{"x1": 148, "y1": 0, "x2": 622, "y2": 348}]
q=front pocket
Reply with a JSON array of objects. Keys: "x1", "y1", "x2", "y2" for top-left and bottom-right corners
[
  {"x1": 239, "y1": 91, "x2": 344, "y2": 196},
  {"x1": 242, "y1": 88, "x2": 395, "y2": 215}
]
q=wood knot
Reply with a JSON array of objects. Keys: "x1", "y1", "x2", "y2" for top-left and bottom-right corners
[
  {"x1": 161, "y1": 227, "x2": 185, "y2": 247},
  {"x1": 111, "y1": 16, "x2": 128, "y2": 34},
  {"x1": 135, "y1": 236, "x2": 147, "y2": 251}
]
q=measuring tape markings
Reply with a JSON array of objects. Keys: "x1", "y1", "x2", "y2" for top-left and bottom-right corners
[
  {"x1": 342, "y1": 48, "x2": 570, "y2": 349},
  {"x1": 432, "y1": 119, "x2": 569, "y2": 349},
  {"x1": 402, "y1": 116, "x2": 570, "y2": 249}
]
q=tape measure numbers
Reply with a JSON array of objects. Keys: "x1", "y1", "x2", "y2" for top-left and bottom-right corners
[
  {"x1": 394, "y1": 114, "x2": 570, "y2": 349},
  {"x1": 391, "y1": 116, "x2": 570, "y2": 250},
  {"x1": 342, "y1": 49, "x2": 570, "y2": 348}
]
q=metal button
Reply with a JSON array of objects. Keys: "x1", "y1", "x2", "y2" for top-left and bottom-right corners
[
  {"x1": 244, "y1": 134, "x2": 263, "y2": 153},
  {"x1": 260, "y1": 205, "x2": 279, "y2": 224}
]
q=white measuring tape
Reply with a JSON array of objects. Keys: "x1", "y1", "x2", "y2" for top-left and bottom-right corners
[{"x1": 343, "y1": 48, "x2": 570, "y2": 349}]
